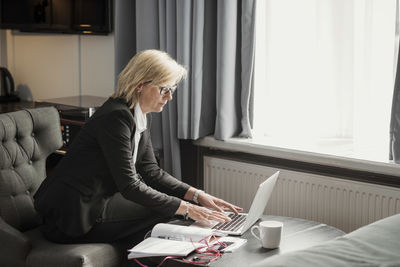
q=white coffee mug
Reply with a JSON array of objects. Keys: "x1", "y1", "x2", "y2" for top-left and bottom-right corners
[{"x1": 251, "y1": 220, "x2": 283, "y2": 249}]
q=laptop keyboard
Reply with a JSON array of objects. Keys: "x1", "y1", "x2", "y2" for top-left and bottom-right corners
[{"x1": 212, "y1": 213, "x2": 247, "y2": 232}]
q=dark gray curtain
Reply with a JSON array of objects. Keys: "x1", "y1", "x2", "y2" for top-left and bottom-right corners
[
  {"x1": 390, "y1": 51, "x2": 400, "y2": 162},
  {"x1": 389, "y1": 0, "x2": 400, "y2": 163},
  {"x1": 115, "y1": 0, "x2": 256, "y2": 177}
]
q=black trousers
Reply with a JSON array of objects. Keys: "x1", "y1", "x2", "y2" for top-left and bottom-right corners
[{"x1": 41, "y1": 193, "x2": 173, "y2": 250}]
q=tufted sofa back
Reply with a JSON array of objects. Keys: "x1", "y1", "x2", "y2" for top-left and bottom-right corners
[{"x1": 0, "y1": 107, "x2": 62, "y2": 231}]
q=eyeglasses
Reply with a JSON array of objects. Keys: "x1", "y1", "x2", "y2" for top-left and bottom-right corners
[
  {"x1": 143, "y1": 81, "x2": 177, "y2": 96},
  {"x1": 159, "y1": 85, "x2": 177, "y2": 96}
]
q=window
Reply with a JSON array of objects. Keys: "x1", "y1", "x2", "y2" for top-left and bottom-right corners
[{"x1": 253, "y1": 0, "x2": 398, "y2": 163}]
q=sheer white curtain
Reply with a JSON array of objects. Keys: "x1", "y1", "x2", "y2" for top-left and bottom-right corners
[{"x1": 254, "y1": 0, "x2": 396, "y2": 162}]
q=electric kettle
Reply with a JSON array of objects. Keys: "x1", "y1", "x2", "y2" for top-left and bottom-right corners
[{"x1": 0, "y1": 67, "x2": 19, "y2": 102}]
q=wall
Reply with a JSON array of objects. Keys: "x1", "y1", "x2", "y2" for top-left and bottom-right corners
[{"x1": 1, "y1": 29, "x2": 115, "y2": 101}]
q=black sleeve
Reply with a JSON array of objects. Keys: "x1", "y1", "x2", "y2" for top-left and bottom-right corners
[
  {"x1": 95, "y1": 109, "x2": 182, "y2": 216},
  {"x1": 136, "y1": 127, "x2": 191, "y2": 199}
]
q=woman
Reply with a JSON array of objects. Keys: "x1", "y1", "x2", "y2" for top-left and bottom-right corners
[{"x1": 34, "y1": 49, "x2": 241, "y2": 246}]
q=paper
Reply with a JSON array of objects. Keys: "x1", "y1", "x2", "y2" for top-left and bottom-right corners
[
  {"x1": 128, "y1": 223, "x2": 214, "y2": 259},
  {"x1": 128, "y1": 237, "x2": 203, "y2": 259},
  {"x1": 151, "y1": 223, "x2": 213, "y2": 243}
]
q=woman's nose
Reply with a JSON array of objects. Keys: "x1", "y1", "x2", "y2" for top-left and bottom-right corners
[{"x1": 164, "y1": 91, "x2": 173, "y2": 100}]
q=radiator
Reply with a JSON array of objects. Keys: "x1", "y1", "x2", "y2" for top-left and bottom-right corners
[{"x1": 203, "y1": 156, "x2": 400, "y2": 232}]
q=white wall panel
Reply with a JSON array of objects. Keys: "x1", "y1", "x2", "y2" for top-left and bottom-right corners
[
  {"x1": 80, "y1": 34, "x2": 115, "y2": 97},
  {"x1": 3, "y1": 30, "x2": 114, "y2": 101}
]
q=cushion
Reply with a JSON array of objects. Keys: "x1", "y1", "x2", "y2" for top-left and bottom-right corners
[
  {"x1": 0, "y1": 107, "x2": 62, "y2": 231},
  {"x1": 25, "y1": 229, "x2": 124, "y2": 267},
  {"x1": 254, "y1": 213, "x2": 400, "y2": 266},
  {"x1": 0, "y1": 217, "x2": 31, "y2": 267}
]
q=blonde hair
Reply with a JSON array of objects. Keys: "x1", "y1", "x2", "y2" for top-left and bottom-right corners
[{"x1": 112, "y1": 49, "x2": 187, "y2": 108}]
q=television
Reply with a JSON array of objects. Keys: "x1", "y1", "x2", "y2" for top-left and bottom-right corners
[{"x1": 0, "y1": 0, "x2": 112, "y2": 35}]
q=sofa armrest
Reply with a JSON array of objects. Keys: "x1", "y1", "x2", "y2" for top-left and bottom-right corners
[{"x1": 0, "y1": 217, "x2": 32, "y2": 267}]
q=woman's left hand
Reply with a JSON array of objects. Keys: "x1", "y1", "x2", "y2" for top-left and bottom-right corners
[{"x1": 197, "y1": 192, "x2": 243, "y2": 214}]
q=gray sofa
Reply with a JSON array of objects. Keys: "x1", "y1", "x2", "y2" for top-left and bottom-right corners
[
  {"x1": 0, "y1": 107, "x2": 124, "y2": 267},
  {"x1": 254, "y1": 213, "x2": 400, "y2": 266}
]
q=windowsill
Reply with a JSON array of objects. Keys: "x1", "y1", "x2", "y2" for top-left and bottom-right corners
[{"x1": 194, "y1": 136, "x2": 400, "y2": 177}]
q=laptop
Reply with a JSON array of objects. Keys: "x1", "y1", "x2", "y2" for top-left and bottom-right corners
[{"x1": 191, "y1": 171, "x2": 279, "y2": 236}]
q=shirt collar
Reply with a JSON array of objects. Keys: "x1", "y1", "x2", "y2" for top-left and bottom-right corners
[{"x1": 134, "y1": 103, "x2": 147, "y2": 133}]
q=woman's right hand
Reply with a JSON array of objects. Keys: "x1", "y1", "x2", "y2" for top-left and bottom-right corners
[{"x1": 176, "y1": 201, "x2": 231, "y2": 225}]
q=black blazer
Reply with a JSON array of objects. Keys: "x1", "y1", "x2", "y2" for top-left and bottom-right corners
[{"x1": 34, "y1": 97, "x2": 190, "y2": 237}]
